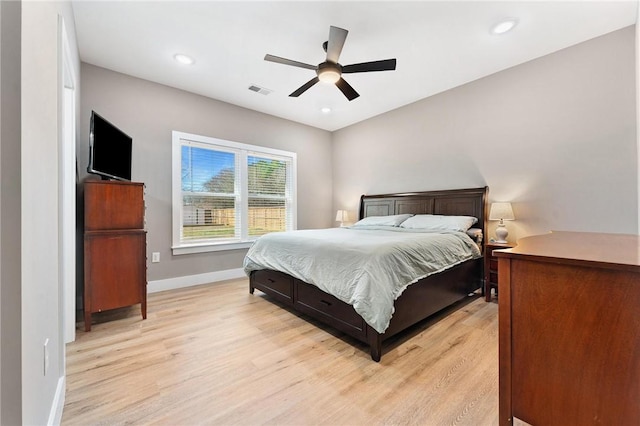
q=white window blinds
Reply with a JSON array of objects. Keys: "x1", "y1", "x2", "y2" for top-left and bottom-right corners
[
  {"x1": 247, "y1": 154, "x2": 293, "y2": 237},
  {"x1": 173, "y1": 132, "x2": 296, "y2": 252}
]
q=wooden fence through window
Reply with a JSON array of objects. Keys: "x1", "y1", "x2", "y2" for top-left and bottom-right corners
[{"x1": 183, "y1": 207, "x2": 285, "y2": 232}]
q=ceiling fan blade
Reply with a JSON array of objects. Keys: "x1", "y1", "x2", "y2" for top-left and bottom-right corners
[
  {"x1": 326, "y1": 26, "x2": 348, "y2": 63},
  {"x1": 342, "y1": 59, "x2": 397, "y2": 74},
  {"x1": 335, "y1": 77, "x2": 360, "y2": 101},
  {"x1": 289, "y1": 77, "x2": 320, "y2": 97},
  {"x1": 264, "y1": 54, "x2": 316, "y2": 71}
]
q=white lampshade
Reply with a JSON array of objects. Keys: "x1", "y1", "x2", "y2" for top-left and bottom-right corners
[
  {"x1": 489, "y1": 202, "x2": 515, "y2": 221},
  {"x1": 489, "y1": 202, "x2": 515, "y2": 243},
  {"x1": 335, "y1": 210, "x2": 349, "y2": 223}
]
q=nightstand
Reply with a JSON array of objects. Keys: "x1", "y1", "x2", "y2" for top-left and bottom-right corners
[{"x1": 484, "y1": 242, "x2": 514, "y2": 302}]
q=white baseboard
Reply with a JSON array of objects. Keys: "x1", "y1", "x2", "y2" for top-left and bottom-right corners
[
  {"x1": 48, "y1": 375, "x2": 66, "y2": 426},
  {"x1": 147, "y1": 268, "x2": 246, "y2": 293}
]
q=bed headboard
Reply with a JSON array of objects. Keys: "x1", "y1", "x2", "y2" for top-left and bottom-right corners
[{"x1": 359, "y1": 186, "x2": 489, "y2": 235}]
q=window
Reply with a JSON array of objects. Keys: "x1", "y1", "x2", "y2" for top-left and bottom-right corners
[{"x1": 172, "y1": 131, "x2": 297, "y2": 254}]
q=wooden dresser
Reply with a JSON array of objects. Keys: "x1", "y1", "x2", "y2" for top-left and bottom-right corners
[
  {"x1": 84, "y1": 180, "x2": 147, "y2": 331},
  {"x1": 495, "y1": 231, "x2": 640, "y2": 425}
]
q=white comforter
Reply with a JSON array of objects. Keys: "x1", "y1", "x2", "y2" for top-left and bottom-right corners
[{"x1": 243, "y1": 227, "x2": 481, "y2": 333}]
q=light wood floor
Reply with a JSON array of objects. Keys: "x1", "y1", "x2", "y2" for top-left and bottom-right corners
[{"x1": 63, "y1": 278, "x2": 499, "y2": 425}]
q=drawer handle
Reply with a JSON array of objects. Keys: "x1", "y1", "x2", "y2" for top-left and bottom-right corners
[
  {"x1": 267, "y1": 278, "x2": 275, "y2": 283},
  {"x1": 320, "y1": 300, "x2": 332, "y2": 307}
]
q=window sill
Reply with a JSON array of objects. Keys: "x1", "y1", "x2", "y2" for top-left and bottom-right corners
[{"x1": 172, "y1": 241, "x2": 253, "y2": 255}]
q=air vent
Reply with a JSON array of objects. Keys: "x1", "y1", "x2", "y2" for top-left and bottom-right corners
[{"x1": 248, "y1": 84, "x2": 272, "y2": 95}]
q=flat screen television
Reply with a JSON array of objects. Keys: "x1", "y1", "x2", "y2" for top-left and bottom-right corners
[{"x1": 87, "y1": 111, "x2": 132, "y2": 181}]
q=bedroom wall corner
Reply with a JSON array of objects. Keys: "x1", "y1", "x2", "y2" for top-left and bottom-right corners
[{"x1": 332, "y1": 26, "x2": 638, "y2": 240}]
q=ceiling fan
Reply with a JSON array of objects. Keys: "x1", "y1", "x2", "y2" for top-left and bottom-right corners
[{"x1": 264, "y1": 26, "x2": 397, "y2": 101}]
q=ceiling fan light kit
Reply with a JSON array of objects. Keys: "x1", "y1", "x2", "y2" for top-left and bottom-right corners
[
  {"x1": 264, "y1": 25, "x2": 397, "y2": 101},
  {"x1": 317, "y1": 63, "x2": 342, "y2": 84}
]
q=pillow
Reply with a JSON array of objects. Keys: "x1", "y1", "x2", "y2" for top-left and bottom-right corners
[
  {"x1": 351, "y1": 214, "x2": 413, "y2": 228},
  {"x1": 466, "y1": 227, "x2": 483, "y2": 244},
  {"x1": 466, "y1": 227, "x2": 483, "y2": 238},
  {"x1": 399, "y1": 214, "x2": 478, "y2": 232}
]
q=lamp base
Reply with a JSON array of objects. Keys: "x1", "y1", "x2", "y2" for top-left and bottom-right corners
[{"x1": 494, "y1": 224, "x2": 509, "y2": 244}]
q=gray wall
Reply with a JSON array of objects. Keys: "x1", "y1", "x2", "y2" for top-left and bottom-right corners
[
  {"x1": 332, "y1": 26, "x2": 638, "y2": 242},
  {"x1": 1, "y1": 2, "x2": 22, "y2": 423},
  {"x1": 19, "y1": 1, "x2": 81, "y2": 424},
  {"x1": 80, "y1": 64, "x2": 333, "y2": 281}
]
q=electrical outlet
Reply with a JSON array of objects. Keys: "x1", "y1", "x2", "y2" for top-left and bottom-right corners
[
  {"x1": 43, "y1": 338, "x2": 50, "y2": 376},
  {"x1": 152, "y1": 252, "x2": 160, "y2": 263}
]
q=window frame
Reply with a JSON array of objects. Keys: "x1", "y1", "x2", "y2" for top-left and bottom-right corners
[{"x1": 172, "y1": 131, "x2": 297, "y2": 255}]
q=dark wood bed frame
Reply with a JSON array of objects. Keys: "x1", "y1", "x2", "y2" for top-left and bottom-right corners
[{"x1": 249, "y1": 186, "x2": 488, "y2": 361}]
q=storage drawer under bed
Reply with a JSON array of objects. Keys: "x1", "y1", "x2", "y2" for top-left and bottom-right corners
[
  {"x1": 294, "y1": 280, "x2": 367, "y2": 339},
  {"x1": 251, "y1": 270, "x2": 293, "y2": 305}
]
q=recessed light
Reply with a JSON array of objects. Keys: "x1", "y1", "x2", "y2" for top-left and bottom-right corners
[
  {"x1": 491, "y1": 18, "x2": 518, "y2": 35},
  {"x1": 174, "y1": 53, "x2": 195, "y2": 65},
  {"x1": 321, "y1": 107, "x2": 332, "y2": 114}
]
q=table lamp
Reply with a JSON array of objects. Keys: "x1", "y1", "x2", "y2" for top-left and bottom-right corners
[
  {"x1": 335, "y1": 210, "x2": 349, "y2": 227},
  {"x1": 489, "y1": 202, "x2": 515, "y2": 243}
]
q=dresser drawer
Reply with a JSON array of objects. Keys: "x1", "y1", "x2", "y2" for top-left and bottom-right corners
[
  {"x1": 251, "y1": 270, "x2": 293, "y2": 305},
  {"x1": 295, "y1": 281, "x2": 365, "y2": 337}
]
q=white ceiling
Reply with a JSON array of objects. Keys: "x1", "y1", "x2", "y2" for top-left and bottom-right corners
[{"x1": 71, "y1": 1, "x2": 637, "y2": 132}]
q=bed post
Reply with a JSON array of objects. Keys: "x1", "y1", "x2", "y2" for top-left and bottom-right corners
[{"x1": 367, "y1": 327, "x2": 382, "y2": 362}]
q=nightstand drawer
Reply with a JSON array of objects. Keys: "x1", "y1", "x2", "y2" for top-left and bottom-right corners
[
  {"x1": 490, "y1": 259, "x2": 498, "y2": 271},
  {"x1": 484, "y1": 242, "x2": 514, "y2": 302}
]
